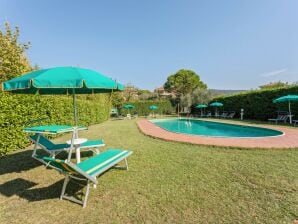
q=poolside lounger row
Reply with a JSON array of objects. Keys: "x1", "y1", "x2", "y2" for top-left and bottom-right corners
[
  {"x1": 200, "y1": 111, "x2": 235, "y2": 118},
  {"x1": 36, "y1": 149, "x2": 132, "y2": 208},
  {"x1": 268, "y1": 115, "x2": 291, "y2": 124},
  {"x1": 201, "y1": 112, "x2": 212, "y2": 117},
  {"x1": 220, "y1": 111, "x2": 235, "y2": 119}
]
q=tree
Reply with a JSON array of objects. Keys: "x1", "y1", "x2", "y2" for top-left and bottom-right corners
[
  {"x1": 179, "y1": 88, "x2": 212, "y2": 114},
  {"x1": 180, "y1": 93, "x2": 192, "y2": 113},
  {"x1": 111, "y1": 92, "x2": 124, "y2": 109},
  {"x1": 138, "y1": 89, "x2": 159, "y2": 101},
  {"x1": 164, "y1": 69, "x2": 207, "y2": 96},
  {"x1": 137, "y1": 89, "x2": 151, "y2": 95},
  {"x1": 191, "y1": 88, "x2": 212, "y2": 105},
  {"x1": 164, "y1": 69, "x2": 207, "y2": 113},
  {"x1": 0, "y1": 22, "x2": 32, "y2": 83},
  {"x1": 259, "y1": 81, "x2": 289, "y2": 90},
  {"x1": 123, "y1": 84, "x2": 139, "y2": 101}
]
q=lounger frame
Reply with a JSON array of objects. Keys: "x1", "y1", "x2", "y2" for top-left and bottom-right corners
[
  {"x1": 35, "y1": 150, "x2": 132, "y2": 208},
  {"x1": 60, "y1": 156, "x2": 129, "y2": 207},
  {"x1": 29, "y1": 133, "x2": 105, "y2": 161}
]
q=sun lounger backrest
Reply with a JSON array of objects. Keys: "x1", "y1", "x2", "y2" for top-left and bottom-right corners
[
  {"x1": 221, "y1": 112, "x2": 228, "y2": 117},
  {"x1": 29, "y1": 134, "x2": 69, "y2": 151},
  {"x1": 35, "y1": 155, "x2": 96, "y2": 183},
  {"x1": 35, "y1": 155, "x2": 75, "y2": 173},
  {"x1": 228, "y1": 112, "x2": 235, "y2": 118},
  {"x1": 279, "y1": 115, "x2": 286, "y2": 120},
  {"x1": 30, "y1": 134, "x2": 56, "y2": 149}
]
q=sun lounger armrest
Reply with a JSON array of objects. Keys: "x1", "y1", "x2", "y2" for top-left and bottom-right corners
[{"x1": 80, "y1": 139, "x2": 105, "y2": 149}]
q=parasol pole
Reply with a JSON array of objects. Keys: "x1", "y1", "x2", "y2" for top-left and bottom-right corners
[
  {"x1": 289, "y1": 100, "x2": 292, "y2": 124},
  {"x1": 73, "y1": 88, "x2": 77, "y2": 127},
  {"x1": 72, "y1": 88, "x2": 79, "y2": 140}
]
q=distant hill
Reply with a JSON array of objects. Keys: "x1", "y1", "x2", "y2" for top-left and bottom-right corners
[{"x1": 209, "y1": 89, "x2": 246, "y2": 96}]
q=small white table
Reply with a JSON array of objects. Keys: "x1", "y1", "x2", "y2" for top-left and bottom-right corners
[{"x1": 66, "y1": 138, "x2": 87, "y2": 163}]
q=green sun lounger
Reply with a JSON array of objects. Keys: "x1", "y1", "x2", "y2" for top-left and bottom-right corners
[
  {"x1": 35, "y1": 149, "x2": 132, "y2": 208},
  {"x1": 29, "y1": 134, "x2": 105, "y2": 158}
]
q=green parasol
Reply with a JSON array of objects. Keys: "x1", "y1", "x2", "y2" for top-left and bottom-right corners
[
  {"x1": 149, "y1": 105, "x2": 158, "y2": 117},
  {"x1": 123, "y1": 104, "x2": 135, "y2": 109},
  {"x1": 210, "y1": 102, "x2": 223, "y2": 107},
  {"x1": 273, "y1": 95, "x2": 298, "y2": 124},
  {"x1": 195, "y1": 104, "x2": 207, "y2": 116},
  {"x1": 2, "y1": 66, "x2": 124, "y2": 125},
  {"x1": 149, "y1": 105, "x2": 158, "y2": 110},
  {"x1": 210, "y1": 102, "x2": 223, "y2": 116}
]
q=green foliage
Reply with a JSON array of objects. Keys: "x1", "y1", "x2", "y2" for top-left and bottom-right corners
[
  {"x1": 0, "y1": 22, "x2": 32, "y2": 83},
  {"x1": 181, "y1": 88, "x2": 213, "y2": 112},
  {"x1": 0, "y1": 93, "x2": 110, "y2": 155},
  {"x1": 213, "y1": 86, "x2": 298, "y2": 120},
  {"x1": 259, "y1": 81, "x2": 290, "y2": 90},
  {"x1": 123, "y1": 84, "x2": 138, "y2": 101},
  {"x1": 0, "y1": 22, "x2": 111, "y2": 156},
  {"x1": 111, "y1": 92, "x2": 124, "y2": 109},
  {"x1": 120, "y1": 100, "x2": 175, "y2": 116},
  {"x1": 137, "y1": 89, "x2": 151, "y2": 95},
  {"x1": 138, "y1": 91, "x2": 159, "y2": 101},
  {"x1": 164, "y1": 69, "x2": 207, "y2": 96}
]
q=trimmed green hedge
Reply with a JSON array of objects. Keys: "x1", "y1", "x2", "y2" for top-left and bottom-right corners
[
  {"x1": 0, "y1": 93, "x2": 111, "y2": 155},
  {"x1": 121, "y1": 100, "x2": 175, "y2": 116},
  {"x1": 213, "y1": 86, "x2": 298, "y2": 120}
]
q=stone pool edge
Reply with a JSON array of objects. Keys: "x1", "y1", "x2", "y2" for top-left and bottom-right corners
[{"x1": 137, "y1": 119, "x2": 298, "y2": 149}]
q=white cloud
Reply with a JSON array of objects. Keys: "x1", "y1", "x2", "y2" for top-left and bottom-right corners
[{"x1": 260, "y1": 68, "x2": 287, "y2": 77}]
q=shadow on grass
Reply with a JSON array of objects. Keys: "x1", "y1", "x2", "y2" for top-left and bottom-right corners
[
  {"x1": 0, "y1": 149, "x2": 93, "y2": 204},
  {"x1": 0, "y1": 177, "x2": 85, "y2": 202},
  {"x1": 0, "y1": 150, "x2": 41, "y2": 175},
  {"x1": 0, "y1": 149, "x2": 95, "y2": 175},
  {"x1": 0, "y1": 178, "x2": 38, "y2": 197}
]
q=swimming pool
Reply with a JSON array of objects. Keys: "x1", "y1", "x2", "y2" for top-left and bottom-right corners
[{"x1": 150, "y1": 119, "x2": 283, "y2": 138}]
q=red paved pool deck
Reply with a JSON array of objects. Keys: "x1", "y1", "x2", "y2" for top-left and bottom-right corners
[{"x1": 137, "y1": 119, "x2": 298, "y2": 149}]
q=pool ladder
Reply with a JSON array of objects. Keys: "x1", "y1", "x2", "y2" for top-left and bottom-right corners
[{"x1": 185, "y1": 115, "x2": 192, "y2": 126}]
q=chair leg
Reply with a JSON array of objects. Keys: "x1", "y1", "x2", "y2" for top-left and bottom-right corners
[
  {"x1": 125, "y1": 158, "x2": 129, "y2": 171},
  {"x1": 31, "y1": 134, "x2": 41, "y2": 157},
  {"x1": 50, "y1": 152, "x2": 56, "y2": 158},
  {"x1": 60, "y1": 175, "x2": 70, "y2": 200},
  {"x1": 61, "y1": 177, "x2": 91, "y2": 207},
  {"x1": 83, "y1": 181, "x2": 91, "y2": 208},
  {"x1": 114, "y1": 158, "x2": 129, "y2": 170}
]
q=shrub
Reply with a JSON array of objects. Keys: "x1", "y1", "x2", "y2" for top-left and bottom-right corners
[
  {"x1": 121, "y1": 100, "x2": 175, "y2": 116},
  {"x1": 0, "y1": 93, "x2": 111, "y2": 155},
  {"x1": 212, "y1": 86, "x2": 298, "y2": 120}
]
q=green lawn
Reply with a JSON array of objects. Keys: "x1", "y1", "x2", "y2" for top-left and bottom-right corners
[{"x1": 0, "y1": 119, "x2": 297, "y2": 223}]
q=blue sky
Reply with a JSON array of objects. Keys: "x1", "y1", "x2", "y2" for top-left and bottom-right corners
[{"x1": 1, "y1": 0, "x2": 297, "y2": 90}]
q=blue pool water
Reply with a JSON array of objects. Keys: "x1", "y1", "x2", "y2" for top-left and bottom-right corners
[{"x1": 151, "y1": 119, "x2": 283, "y2": 138}]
